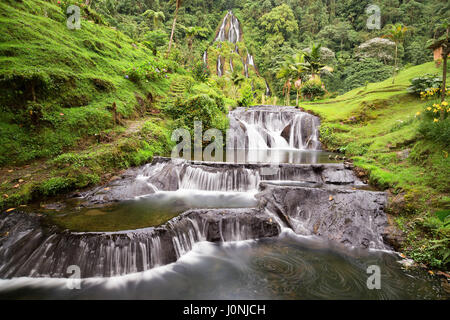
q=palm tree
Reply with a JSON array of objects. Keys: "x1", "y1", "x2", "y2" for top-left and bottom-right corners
[
  {"x1": 142, "y1": 10, "x2": 165, "y2": 29},
  {"x1": 301, "y1": 43, "x2": 326, "y2": 80},
  {"x1": 290, "y1": 53, "x2": 306, "y2": 106},
  {"x1": 167, "y1": 0, "x2": 184, "y2": 56},
  {"x1": 277, "y1": 53, "x2": 308, "y2": 106},
  {"x1": 383, "y1": 23, "x2": 408, "y2": 84},
  {"x1": 277, "y1": 56, "x2": 294, "y2": 106},
  {"x1": 183, "y1": 26, "x2": 207, "y2": 52}
]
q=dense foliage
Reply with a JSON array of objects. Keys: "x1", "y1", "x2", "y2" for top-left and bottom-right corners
[{"x1": 88, "y1": 0, "x2": 448, "y2": 98}]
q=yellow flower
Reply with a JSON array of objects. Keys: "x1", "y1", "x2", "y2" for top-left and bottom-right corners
[
  {"x1": 433, "y1": 109, "x2": 439, "y2": 113},
  {"x1": 416, "y1": 111, "x2": 421, "y2": 116},
  {"x1": 442, "y1": 101, "x2": 448, "y2": 107},
  {"x1": 427, "y1": 107, "x2": 432, "y2": 111},
  {"x1": 434, "y1": 118, "x2": 439, "y2": 123}
]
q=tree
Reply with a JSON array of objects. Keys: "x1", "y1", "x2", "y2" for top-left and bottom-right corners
[
  {"x1": 383, "y1": 23, "x2": 408, "y2": 84},
  {"x1": 142, "y1": 10, "x2": 165, "y2": 29},
  {"x1": 276, "y1": 56, "x2": 294, "y2": 106},
  {"x1": 143, "y1": 30, "x2": 168, "y2": 55},
  {"x1": 301, "y1": 43, "x2": 327, "y2": 79},
  {"x1": 356, "y1": 38, "x2": 396, "y2": 64},
  {"x1": 167, "y1": 0, "x2": 184, "y2": 56},
  {"x1": 182, "y1": 26, "x2": 208, "y2": 52},
  {"x1": 259, "y1": 4, "x2": 298, "y2": 41}
]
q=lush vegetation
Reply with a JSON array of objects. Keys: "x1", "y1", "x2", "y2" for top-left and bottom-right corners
[{"x1": 302, "y1": 62, "x2": 450, "y2": 270}]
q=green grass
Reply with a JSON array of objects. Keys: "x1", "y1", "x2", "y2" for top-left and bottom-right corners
[
  {"x1": 0, "y1": 0, "x2": 171, "y2": 165},
  {"x1": 302, "y1": 61, "x2": 450, "y2": 270}
]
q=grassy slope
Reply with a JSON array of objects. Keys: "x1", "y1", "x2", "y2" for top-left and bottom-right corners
[
  {"x1": 0, "y1": 0, "x2": 171, "y2": 165},
  {"x1": 302, "y1": 62, "x2": 450, "y2": 270},
  {"x1": 0, "y1": 0, "x2": 175, "y2": 208}
]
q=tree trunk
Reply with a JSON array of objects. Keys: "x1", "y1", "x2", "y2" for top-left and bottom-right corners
[
  {"x1": 392, "y1": 44, "x2": 398, "y2": 84},
  {"x1": 167, "y1": 8, "x2": 179, "y2": 56},
  {"x1": 441, "y1": 28, "x2": 449, "y2": 120},
  {"x1": 441, "y1": 52, "x2": 448, "y2": 120}
]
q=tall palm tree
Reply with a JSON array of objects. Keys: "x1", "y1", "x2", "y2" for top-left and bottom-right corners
[
  {"x1": 278, "y1": 53, "x2": 308, "y2": 106},
  {"x1": 289, "y1": 53, "x2": 306, "y2": 107},
  {"x1": 301, "y1": 43, "x2": 326, "y2": 80},
  {"x1": 183, "y1": 26, "x2": 207, "y2": 52},
  {"x1": 142, "y1": 10, "x2": 165, "y2": 29},
  {"x1": 277, "y1": 56, "x2": 294, "y2": 106},
  {"x1": 383, "y1": 23, "x2": 408, "y2": 84},
  {"x1": 167, "y1": 0, "x2": 184, "y2": 56}
]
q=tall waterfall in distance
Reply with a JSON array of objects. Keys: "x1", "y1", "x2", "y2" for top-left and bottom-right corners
[
  {"x1": 217, "y1": 55, "x2": 223, "y2": 77},
  {"x1": 215, "y1": 11, "x2": 240, "y2": 43}
]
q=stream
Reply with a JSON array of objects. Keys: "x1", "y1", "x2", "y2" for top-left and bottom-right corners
[{"x1": 0, "y1": 106, "x2": 447, "y2": 299}]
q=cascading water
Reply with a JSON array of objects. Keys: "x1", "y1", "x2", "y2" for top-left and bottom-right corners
[
  {"x1": 217, "y1": 55, "x2": 223, "y2": 77},
  {"x1": 215, "y1": 11, "x2": 240, "y2": 43},
  {"x1": 0, "y1": 106, "x2": 393, "y2": 290},
  {"x1": 228, "y1": 106, "x2": 322, "y2": 150}
]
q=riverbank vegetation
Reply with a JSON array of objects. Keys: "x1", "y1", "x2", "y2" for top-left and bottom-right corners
[{"x1": 302, "y1": 62, "x2": 450, "y2": 270}]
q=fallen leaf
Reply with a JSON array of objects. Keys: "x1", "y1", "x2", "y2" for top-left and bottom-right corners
[
  {"x1": 13, "y1": 184, "x2": 20, "y2": 188},
  {"x1": 18, "y1": 179, "x2": 24, "y2": 183},
  {"x1": 329, "y1": 196, "x2": 333, "y2": 201},
  {"x1": 269, "y1": 218, "x2": 272, "y2": 223},
  {"x1": 3, "y1": 194, "x2": 8, "y2": 198},
  {"x1": 104, "y1": 187, "x2": 110, "y2": 191},
  {"x1": 428, "y1": 270, "x2": 434, "y2": 275},
  {"x1": 6, "y1": 208, "x2": 15, "y2": 213},
  {"x1": 60, "y1": 113, "x2": 65, "y2": 116},
  {"x1": 7, "y1": 170, "x2": 13, "y2": 173}
]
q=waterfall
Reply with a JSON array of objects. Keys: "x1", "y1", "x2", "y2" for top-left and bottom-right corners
[
  {"x1": 203, "y1": 51, "x2": 207, "y2": 64},
  {"x1": 265, "y1": 80, "x2": 271, "y2": 96},
  {"x1": 247, "y1": 52, "x2": 255, "y2": 67},
  {"x1": 244, "y1": 58, "x2": 249, "y2": 78},
  {"x1": 179, "y1": 166, "x2": 260, "y2": 192},
  {"x1": 215, "y1": 11, "x2": 240, "y2": 43},
  {"x1": 229, "y1": 57, "x2": 234, "y2": 73},
  {"x1": 217, "y1": 55, "x2": 223, "y2": 77},
  {"x1": 228, "y1": 106, "x2": 322, "y2": 150}
]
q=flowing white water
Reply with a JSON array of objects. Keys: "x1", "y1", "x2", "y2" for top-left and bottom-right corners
[
  {"x1": 217, "y1": 55, "x2": 223, "y2": 77},
  {"x1": 228, "y1": 107, "x2": 322, "y2": 151},
  {"x1": 215, "y1": 11, "x2": 240, "y2": 43}
]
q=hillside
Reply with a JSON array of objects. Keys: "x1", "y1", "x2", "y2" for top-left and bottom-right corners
[{"x1": 303, "y1": 62, "x2": 450, "y2": 269}]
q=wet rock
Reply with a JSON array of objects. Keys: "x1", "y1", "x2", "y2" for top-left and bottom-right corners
[
  {"x1": 257, "y1": 184, "x2": 389, "y2": 250},
  {"x1": 0, "y1": 208, "x2": 280, "y2": 279}
]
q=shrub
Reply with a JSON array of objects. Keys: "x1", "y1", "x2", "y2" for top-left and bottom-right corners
[
  {"x1": 164, "y1": 93, "x2": 228, "y2": 135},
  {"x1": 238, "y1": 83, "x2": 254, "y2": 108},
  {"x1": 407, "y1": 74, "x2": 443, "y2": 97},
  {"x1": 124, "y1": 58, "x2": 170, "y2": 83},
  {"x1": 418, "y1": 117, "x2": 450, "y2": 147},
  {"x1": 301, "y1": 78, "x2": 325, "y2": 101},
  {"x1": 192, "y1": 61, "x2": 211, "y2": 82}
]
